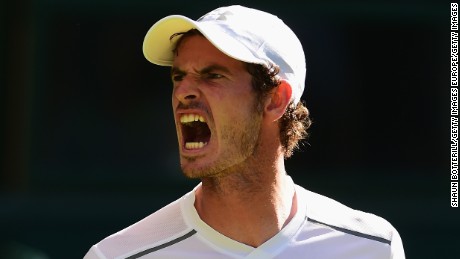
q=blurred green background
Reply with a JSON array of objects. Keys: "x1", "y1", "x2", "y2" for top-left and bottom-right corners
[{"x1": 1, "y1": 0, "x2": 457, "y2": 258}]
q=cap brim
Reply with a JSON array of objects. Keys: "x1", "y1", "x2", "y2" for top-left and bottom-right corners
[
  {"x1": 143, "y1": 15, "x2": 264, "y2": 67},
  {"x1": 143, "y1": 15, "x2": 197, "y2": 66}
]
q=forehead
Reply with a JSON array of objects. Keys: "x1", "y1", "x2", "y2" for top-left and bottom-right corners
[{"x1": 172, "y1": 35, "x2": 247, "y2": 71}]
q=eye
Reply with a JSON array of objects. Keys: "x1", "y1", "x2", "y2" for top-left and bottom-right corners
[
  {"x1": 206, "y1": 73, "x2": 224, "y2": 79},
  {"x1": 172, "y1": 74, "x2": 184, "y2": 82}
]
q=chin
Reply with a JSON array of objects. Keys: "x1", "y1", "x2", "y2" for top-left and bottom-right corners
[
  {"x1": 181, "y1": 167, "x2": 214, "y2": 179},
  {"x1": 180, "y1": 160, "x2": 214, "y2": 179}
]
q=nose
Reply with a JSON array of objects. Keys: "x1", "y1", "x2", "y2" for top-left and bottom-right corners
[{"x1": 173, "y1": 76, "x2": 200, "y2": 103}]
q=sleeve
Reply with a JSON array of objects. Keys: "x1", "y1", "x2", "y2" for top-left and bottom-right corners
[
  {"x1": 83, "y1": 246, "x2": 106, "y2": 259},
  {"x1": 390, "y1": 228, "x2": 405, "y2": 259}
]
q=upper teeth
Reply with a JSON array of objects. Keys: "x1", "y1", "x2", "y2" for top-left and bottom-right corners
[{"x1": 180, "y1": 114, "x2": 205, "y2": 123}]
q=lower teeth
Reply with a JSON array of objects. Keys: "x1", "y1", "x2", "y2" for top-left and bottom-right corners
[{"x1": 185, "y1": 142, "x2": 207, "y2": 149}]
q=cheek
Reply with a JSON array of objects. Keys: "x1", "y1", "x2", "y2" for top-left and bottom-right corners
[
  {"x1": 204, "y1": 80, "x2": 257, "y2": 123},
  {"x1": 212, "y1": 100, "x2": 257, "y2": 130},
  {"x1": 172, "y1": 90, "x2": 178, "y2": 105}
]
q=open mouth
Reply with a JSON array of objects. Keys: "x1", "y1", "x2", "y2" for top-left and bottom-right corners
[{"x1": 180, "y1": 114, "x2": 211, "y2": 150}]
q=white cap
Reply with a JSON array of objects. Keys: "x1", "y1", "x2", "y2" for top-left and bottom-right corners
[{"x1": 143, "y1": 5, "x2": 306, "y2": 104}]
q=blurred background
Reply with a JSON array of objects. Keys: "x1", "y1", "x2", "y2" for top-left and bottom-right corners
[{"x1": 0, "y1": 0, "x2": 456, "y2": 258}]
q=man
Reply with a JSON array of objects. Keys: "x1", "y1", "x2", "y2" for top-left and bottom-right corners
[{"x1": 84, "y1": 5, "x2": 404, "y2": 259}]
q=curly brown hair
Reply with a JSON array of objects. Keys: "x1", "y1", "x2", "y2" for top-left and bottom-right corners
[
  {"x1": 171, "y1": 29, "x2": 312, "y2": 158},
  {"x1": 245, "y1": 63, "x2": 312, "y2": 158}
]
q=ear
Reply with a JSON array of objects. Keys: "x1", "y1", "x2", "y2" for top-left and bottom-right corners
[{"x1": 265, "y1": 80, "x2": 292, "y2": 121}]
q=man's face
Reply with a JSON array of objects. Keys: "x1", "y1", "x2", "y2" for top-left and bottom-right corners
[{"x1": 171, "y1": 35, "x2": 263, "y2": 178}]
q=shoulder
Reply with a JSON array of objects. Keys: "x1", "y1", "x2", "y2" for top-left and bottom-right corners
[
  {"x1": 296, "y1": 185, "x2": 405, "y2": 258},
  {"x1": 84, "y1": 194, "x2": 193, "y2": 259}
]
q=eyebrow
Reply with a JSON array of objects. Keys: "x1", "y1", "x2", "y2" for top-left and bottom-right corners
[
  {"x1": 171, "y1": 64, "x2": 232, "y2": 76},
  {"x1": 200, "y1": 64, "x2": 232, "y2": 75},
  {"x1": 171, "y1": 67, "x2": 185, "y2": 76}
]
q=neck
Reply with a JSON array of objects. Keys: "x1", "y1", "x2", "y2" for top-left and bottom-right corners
[{"x1": 194, "y1": 154, "x2": 297, "y2": 247}]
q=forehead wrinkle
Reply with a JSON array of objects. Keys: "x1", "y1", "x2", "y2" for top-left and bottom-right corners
[{"x1": 171, "y1": 63, "x2": 234, "y2": 77}]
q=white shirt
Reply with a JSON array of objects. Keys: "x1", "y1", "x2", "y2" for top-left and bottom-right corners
[{"x1": 84, "y1": 183, "x2": 405, "y2": 259}]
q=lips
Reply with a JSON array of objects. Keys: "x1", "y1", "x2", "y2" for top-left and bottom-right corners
[{"x1": 179, "y1": 113, "x2": 211, "y2": 150}]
